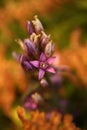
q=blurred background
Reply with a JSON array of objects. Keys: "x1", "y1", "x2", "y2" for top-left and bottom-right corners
[{"x1": 0, "y1": 0, "x2": 87, "y2": 129}]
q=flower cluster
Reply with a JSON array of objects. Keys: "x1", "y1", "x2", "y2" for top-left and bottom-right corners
[{"x1": 13, "y1": 15, "x2": 56, "y2": 80}]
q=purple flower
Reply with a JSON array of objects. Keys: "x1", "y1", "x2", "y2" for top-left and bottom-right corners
[
  {"x1": 24, "y1": 92, "x2": 43, "y2": 110},
  {"x1": 24, "y1": 97, "x2": 37, "y2": 110},
  {"x1": 30, "y1": 52, "x2": 56, "y2": 80}
]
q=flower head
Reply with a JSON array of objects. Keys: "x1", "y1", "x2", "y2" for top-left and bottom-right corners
[{"x1": 13, "y1": 16, "x2": 56, "y2": 81}]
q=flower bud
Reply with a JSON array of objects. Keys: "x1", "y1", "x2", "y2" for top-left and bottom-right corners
[
  {"x1": 26, "y1": 21, "x2": 34, "y2": 35},
  {"x1": 41, "y1": 31, "x2": 50, "y2": 47},
  {"x1": 24, "y1": 39, "x2": 37, "y2": 56},
  {"x1": 16, "y1": 39, "x2": 26, "y2": 52},
  {"x1": 40, "y1": 78, "x2": 48, "y2": 87},
  {"x1": 45, "y1": 41, "x2": 55, "y2": 57},
  {"x1": 32, "y1": 15, "x2": 44, "y2": 34},
  {"x1": 31, "y1": 92, "x2": 43, "y2": 104},
  {"x1": 30, "y1": 33, "x2": 40, "y2": 49},
  {"x1": 19, "y1": 54, "x2": 33, "y2": 70}
]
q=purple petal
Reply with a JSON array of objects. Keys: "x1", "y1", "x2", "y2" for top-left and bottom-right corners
[
  {"x1": 24, "y1": 39, "x2": 37, "y2": 56},
  {"x1": 24, "y1": 61, "x2": 33, "y2": 70},
  {"x1": 18, "y1": 54, "x2": 28, "y2": 64},
  {"x1": 19, "y1": 54, "x2": 25, "y2": 63},
  {"x1": 26, "y1": 21, "x2": 34, "y2": 35},
  {"x1": 30, "y1": 60, "x2": 39, "y2": 68},
  {"x1": 40, "y1": 53, "x2": 46, "y2": 61},
  {"x1": 31, "y1": 102, "x2": 37, "y2": 109},
  {"x1": 17, "y1": 55, "x2": 33, "y2": 70},
  {"x1": 47, "y1": 56, "x2": 56, "y2": 65},
  {"x1": 46, "y1": 67, "x2": 56, "y2": 74},
  {"x1": 24, "y1": 98, "x2": 37, "y2": 110},
  {"x1": 39, "y1": 69, "x2": 45, "y2": 80}
]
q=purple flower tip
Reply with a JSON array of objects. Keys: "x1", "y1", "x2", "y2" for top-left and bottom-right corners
[
  {"x1": 27, "y1": 21, "x2": 34, "y2": 35},
  {"x1": 24, "y1": 39, "x2": 37, "y2": 56}
]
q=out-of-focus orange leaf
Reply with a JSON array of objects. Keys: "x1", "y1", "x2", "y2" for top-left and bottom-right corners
[
  {"x1": 0, "y1": 45, "x2": 27, "y2": 115},
  {"x1": 59, "y1": 28, "x2": 87, "y2": 86},
  {"x1": 17, "y1": 106, "x2": 80, "y2": 130},
  {"x1": 0, "y1": 0, "x2": 69, "y2": 36}
]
